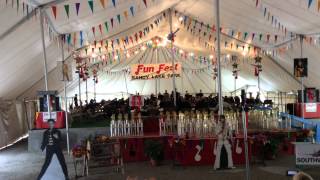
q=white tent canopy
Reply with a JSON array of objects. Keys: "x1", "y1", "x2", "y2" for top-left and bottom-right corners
[{"x1": 1, "y1": 0, "x2": 319, "y2": 100}]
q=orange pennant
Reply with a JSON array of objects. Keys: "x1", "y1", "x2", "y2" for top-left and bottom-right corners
[
  {"x1": 51, "y1": 6, "x2": 57, "y2": 19},
  {"x1": 100, "y1": 0, "x2": 105, "y2": 8},
  {"x1": 318, "y1": 0, "x2": 320, "y2": 11},
  {"x1": 124, "y1": 11, "x2": 128, "y2": 20}
]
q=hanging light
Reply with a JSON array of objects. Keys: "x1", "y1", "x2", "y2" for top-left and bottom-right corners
[
  {"x1": 135, "y1": 50, "x2": 139, "y2": 54},
  {"x1": 114, "y1": 55, "x2": 118, "y2": 60},
  {"x1": 91, "y1": 53, "x2": 97, "y2": 58},
  {"x1": 226, "y1": 54, "x2": 231, "y2": 58},
  {"x1": 141, "y1": 46, "x2": 146, "y2": 51},
  {"x1": 178, "y1": 16, "x2": 184, "y2": 22},
  {"x1": 189, "y1": 52, "x2": 194, "y2": 57},
  {"x1": 209, "y1": 55, "x2": 214, "y2": 59},
  {"x1": 179, "y1": 49, "x2": 184, "y2": 54},
  {"x1": 126, "y1": 52, "x2": 131, "y2": 58}
]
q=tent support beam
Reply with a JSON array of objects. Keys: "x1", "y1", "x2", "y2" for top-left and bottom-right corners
[
  {"x1": 40, "y1": 9, "x2": 51, "y2": 119},
  {"x1": 215, "y1": 0, "x2": 223, "y2": 115},
  {"x1": 169, "y1": 9, "x2": 177, "y2": 107},
  {"x1": 60, "y1": 36, "x2": 70, "y2": 154}
]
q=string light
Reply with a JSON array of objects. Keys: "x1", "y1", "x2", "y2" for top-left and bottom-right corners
[
  {"x1": 135, "y1": 50, "x2": 139, "y2": 54},
  {"x1": 226, "y1": 54, "x2": 231, "y2": 58},
  {"x1": 141, "y1": 46, "x2": 146, "y2": 51},
  {"x1": 209, "y1": 55, "x2": 214, "y2": 59},
  {"x1": 179, "y1": 49, "x2": 184, "y2": 54},
  {"x1": 189, "y1": 52, "x2": 194, "y2": 57}
]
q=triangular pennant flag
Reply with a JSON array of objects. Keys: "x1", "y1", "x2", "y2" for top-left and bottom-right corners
[
  {"x1": 117, "y1": 14, "x2": 121, "y2": 23},
  {"x1": 88, "y1": 0, "x2": 94, "y2": 13},
  {"x1": 112, "y1": 0, "x2": 116, "y2": 7},
  {"x1": 99, "y1": 24, "x2": 102, "y2": 35},
  {"x1": 263, "y1": 7, "x2": 267, "y2": 17},
  {"x1": 252, "y1": 33, "x2": 255, "y2": 40},
  {"x1": 237, "y1": 32, "x2": 241, "y2": 39},
  {"x1": 259, "y1": 34, "x2": 263, "y2": 41},
  {"x1": 104, "y1": 22, "x2": 109, "y2": 32},
  {"x1": 275, "y1": 35, "x2": 278, "y2": 43},
  {"x1": 318, "y1": 0, "x2": 320, "y2": 11},
  {"x1": 308, "y1": 0, "x2": 313, "y2": 8},
  {"x1": 80, "y1": 31, "x2": 83, "y2": 46},
  {"x1": 67, "y1": 34, "x2": 71, "y2": 44},
  {"x1": 51, "y1": 6, "x2": 57, "y2": 19},
  {"x1": 142, "y1": 0, "x2": 147, "y2": 7},
  {"x1": 267, "y1": 34, "x2": 270, "y2": 42},
  {"x1": 124, "y1": 11, "x2": 128, "y2": 20},
  {"x1": 256, "y1": 0, "x2": 259, "y2": 7},
  {"x1": 244, "y1": 32, "x2": 248, "y2": 40},
  {"x1": 130, "y1": 6, "x2": 134, "y2": 16},
  {"x1": 75, "y1": 3, "x2": 80, "y2": 16},
  {"x1": 100, "y1": 0, "x2": 105, "y2": 8},
  {"x1": 64, "y1": 4, "x2": 69, "y2": 18},
  {"x1": 92, "y1": 26, "x2": 96, "y2": 36},
  {"x1": 16, "y1": 0, "x2": 19, "y2": 12},
  {"x1": 111, "y1": 18, "x2": 114, "y2": 27}
]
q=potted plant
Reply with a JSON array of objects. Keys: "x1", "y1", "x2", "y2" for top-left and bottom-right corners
[{"x1": 144, "y1": 139, "x2": 164, "y2": 166}]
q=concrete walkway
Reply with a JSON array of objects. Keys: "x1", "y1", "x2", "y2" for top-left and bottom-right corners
[{"x1": 0, "y1": 139, "x2": 319, "y2": 180}]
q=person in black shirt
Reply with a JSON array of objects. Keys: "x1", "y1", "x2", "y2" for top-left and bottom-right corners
[
  {"x1": 74, "y1": 94, "x2": 78, "y2": 107},
  {"x1": 37, "y1": 119, "x2": 69, "y2": 180}
]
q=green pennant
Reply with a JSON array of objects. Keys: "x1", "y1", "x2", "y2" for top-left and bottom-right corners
[
  {"x1": 244, "y1": 32, "x2": 248, "y2": 40},
  {"x1": 259, "y1": 34, "x2": 263, "y2": 41},
  {"x1": 104, "y1": 22, "x2": 109, "y2": 32},
  {"x1": 117, "y1": 14, "x2": 121, "y2": 23},
  {"x1": 64, "y1": 4, "x2": 70, "y2": 18},
  {"x1": 88, "y1": 0, "x2": 94, "y2": 13},
  {"x1": 16, "y1": 0, "x2": 19, "y2": 11}
]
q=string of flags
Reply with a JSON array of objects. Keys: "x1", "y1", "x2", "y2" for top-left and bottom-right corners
[
  {"x1": 50, "y1": 0, "x2": 151, "y2": 20},
  {"x1": 253, "y1": 0, "x2": 290, "y2": 36},
  {"x1": 4, "y1": 0, "x2": 38, "y2": 18}
]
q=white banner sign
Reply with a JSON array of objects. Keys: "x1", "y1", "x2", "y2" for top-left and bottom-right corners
[
  {"x1": 43, "y1": 112, "x2": 57, "y2": 121},
  {"x1": 294, "y1": 142, "x2": 320, "y2": 165},
  {"x1": 306, "y1": 103, "x2": 317, "y2": 113},
  {"x1": 130, "y1": 63, "x2": 181, "y2": 80}
]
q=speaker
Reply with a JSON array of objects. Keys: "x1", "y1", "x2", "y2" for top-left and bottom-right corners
[{"x1": 286, "y1": 103, "x2": 294, "y2": 115}]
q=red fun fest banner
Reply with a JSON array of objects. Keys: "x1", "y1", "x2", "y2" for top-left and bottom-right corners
[{"x1": 131, "y1": 63, "x2": 181, "y2": 80}]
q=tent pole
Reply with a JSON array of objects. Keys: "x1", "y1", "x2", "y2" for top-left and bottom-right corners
[
  {"x1": 78, "y1": 74, "x2": 81, "y2": 105},
  {"x1": 60, "y1": 36, "x2": 70, "y2": 154},
  {"x1": 155, "y1": 47, "x2": 158, "y2": 95},
  {"x1": 93, "y1": 79, "x2": 96, "y2": 100},
  {"x1": 86, "y1": 79, "x2": 88, "y2": 102},
  {"x1": 299, "y1": 35, "x2": 304, "y2": 119},
  {"x1": 124, "y1": 71, "x2": 129, "y2": 96},
  {"x1": 169, "y1": 9, "x2": 177, "y2": 107},
  {"x1": 40, "y1": 9, "x2": 51, "y2": 119},
  {"x1": 215, "y1": 0, "x2": 223, "y2": 115}
]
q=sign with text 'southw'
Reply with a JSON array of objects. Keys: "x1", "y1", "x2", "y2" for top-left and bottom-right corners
[{"x1": 130, "y1": 63, "x2": 181, "y2": 80}]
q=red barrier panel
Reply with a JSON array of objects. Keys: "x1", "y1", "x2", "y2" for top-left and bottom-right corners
[{"x1": 35, "y1": 111, "x2": 66, "y2": 129}]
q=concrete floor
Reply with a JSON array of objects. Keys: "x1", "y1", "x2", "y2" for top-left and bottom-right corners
[{"x1": 0, "y1": 139, "x2": 319, "y2": 180}]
